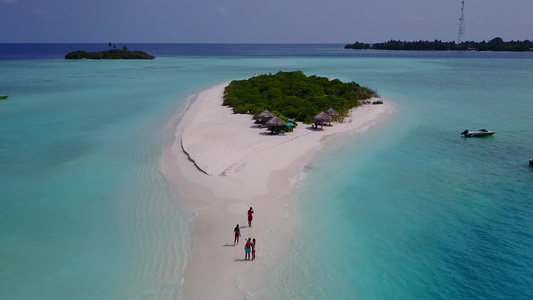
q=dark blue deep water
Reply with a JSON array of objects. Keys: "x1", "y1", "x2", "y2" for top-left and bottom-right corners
[{"x1": 2, "y1": 43, "x2": 533, "y2": 60}]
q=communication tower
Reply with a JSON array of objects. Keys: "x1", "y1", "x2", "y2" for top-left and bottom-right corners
[{"x1": 457, "y1": 0, "x2": 466, "y2": 44}]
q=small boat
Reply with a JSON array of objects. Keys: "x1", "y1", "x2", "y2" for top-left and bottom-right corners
[
  {"x1": 0, "y1": 95, "x2": 8, "y2": 100},
  {"x1": 461, "y1": 129, "x2": 495, "y2": 137}
]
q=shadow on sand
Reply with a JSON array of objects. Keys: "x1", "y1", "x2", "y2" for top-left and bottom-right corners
[
  {"x1": 305, "y1": 126, "x2": 324, "y2": 131},
  {"x1": 258, "y1": 131, "x2": 287, "y2": 136}
]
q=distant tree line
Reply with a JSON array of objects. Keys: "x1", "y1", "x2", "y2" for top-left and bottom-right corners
[
  {"x1": 65, "y1": 45, "x2": 155, "y2": 59},
  {"x1": 345, "y1": 37, "x2": 533, "y2": 51},
  {"x1": 223, "y1": 71, "x2": 377, "y2": 124}
]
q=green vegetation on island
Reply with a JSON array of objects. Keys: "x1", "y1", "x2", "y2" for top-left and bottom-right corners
[
  {"x1": 223, "y1": 71, "x2": 377, "y2": 124},
  {"x1": 345, "y1": 37, "x2": 533, "y2": 51},
  {"x1": 65, "y1": 45, "x2": 155, "y2": 60}
]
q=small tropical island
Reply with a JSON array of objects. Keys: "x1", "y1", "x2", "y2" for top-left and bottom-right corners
[
  {"x1": 223, "y1": 71, "x2": 379, "y2": 124},
  {"x1": 345, "y1": 37, "x2": 533, "y2": 51},
  {"x1": 65, "y1": 43, "x2": 155, "y2": 59}
]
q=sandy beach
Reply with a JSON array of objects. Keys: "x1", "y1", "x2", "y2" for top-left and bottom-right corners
[{"x1": 161, "y1": 82, "x2": 393, "y2": 299}]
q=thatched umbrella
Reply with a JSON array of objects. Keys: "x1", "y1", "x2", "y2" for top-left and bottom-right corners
[
  {"x1": 325, "y1": 108, "x2": 340, "y2": 118},
  {"x1": 313, "y1": 112, "x2": 332, "y2": 123},
  {"x1": 254, "y1": 109, "x2": 276, "y2": 127},
  {"x1": 312, "y1": 112, "x2": 332, "y2": 129},
  {"x1": 265, "y1": 116, "x2": 286, "y2": 134},
  {"x1": 314, "y1": 111, "x2": 332, "y2": 122},
  {"x1": 255, "y1": 109, "x2": 276, "y2": 121},
  {"x1": 265, "y1": 116, "x2": 285, "y2": 127}
]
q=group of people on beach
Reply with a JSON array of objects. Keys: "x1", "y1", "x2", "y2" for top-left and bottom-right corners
[
  {"x1": 233, "y1": 207, "x2": 256, "y2": 260},
  {"x1": 244, "y1": 238, "x2": 256, "y2": 261}
]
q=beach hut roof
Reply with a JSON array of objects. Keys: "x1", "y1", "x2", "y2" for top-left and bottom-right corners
[
  {"x1": 255, "y1": 109, "x2": 276, "y2": 120},
  {"x1": 313, "y1": 111, "x2": 332, "y2": 123},
  {"x1": 265, "y1": 116, "x2": 286, "y2": 127},
  {"x1": 325, "y1": 108, "x2": 340, "y2": 118}
]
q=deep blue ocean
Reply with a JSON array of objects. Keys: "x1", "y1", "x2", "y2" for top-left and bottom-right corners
[{"x1": 1, "y1": 44, "x2": 532, "y2": 299}]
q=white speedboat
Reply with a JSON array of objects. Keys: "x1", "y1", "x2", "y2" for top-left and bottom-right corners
[{"x1": 461, "y1": 129, "x2": 495, "y2": 137}]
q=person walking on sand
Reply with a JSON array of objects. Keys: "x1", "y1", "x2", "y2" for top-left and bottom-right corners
[
  {"x1": 251, "y1": 238, "x2": 256, "y2": 261},
  {"x1": 247, "y1": 207, "x2": 254, "y2": 227},
  {"x1": 234, "y1": 224, "x2": 241, "y2": 246},
  {"x1": 244, "y1": 238, "x2": 252, "y2": 260}
]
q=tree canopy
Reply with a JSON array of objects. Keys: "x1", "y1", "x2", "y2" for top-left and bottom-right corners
[
  {"x1": 65, "y1": 48, "x2": 155, "y2": 59},
  {"x1": 223, "y1": 71, "x2": 376, "y2": 124},
  {"x1": 345, "y1": 37, "x2": 533, "y2": 52}
]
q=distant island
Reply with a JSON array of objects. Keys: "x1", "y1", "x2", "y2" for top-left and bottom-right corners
[
  {"x1": 223, "y1": 71, "x2": 378, "y2": 124},
  {"x1": 345, "y1": 37, "x2": 533, "y2": 52},
  {"x1": 65, "y1": 45, "x2": 155, "y2": 60}
]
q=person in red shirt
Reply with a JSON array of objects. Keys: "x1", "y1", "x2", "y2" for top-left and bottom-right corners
[{"x1": 247, "y1": 207, "x2": 254, "y2": 227}]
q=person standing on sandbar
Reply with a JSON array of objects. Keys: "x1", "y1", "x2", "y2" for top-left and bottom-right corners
[
  {"x1": 234, "y1": 224, "x2": 241, "y2": 246},
  {"x1": 251, "y1": 238, "x2": 256, "y2": 261},
  {"x1": 244, "y1": 238, "x2": 252, "y2": 260},
  {"x1": 248, "y1": 207, "x2": 254, "y2": 227}
]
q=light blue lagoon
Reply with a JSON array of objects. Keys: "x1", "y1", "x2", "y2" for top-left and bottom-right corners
[{"x1": 1, "y1": 45, "x2": 532, "y2": 299}]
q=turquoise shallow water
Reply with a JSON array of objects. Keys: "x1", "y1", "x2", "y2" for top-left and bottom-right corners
[
  {"x1": 261, "y1": 58, "x2": 533, "y2": 299},
  {"x1": 1, "y1": 45, "x2": 533, "y2": 299}
]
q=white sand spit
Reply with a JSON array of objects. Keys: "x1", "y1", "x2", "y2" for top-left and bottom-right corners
[{"x1": 161, "y1": 82, "x2": 393, "y2": 299}]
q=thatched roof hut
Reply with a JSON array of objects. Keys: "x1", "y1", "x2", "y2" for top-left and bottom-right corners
[
  {"x1": 264, "y1": 116, "x2": 287, "y2": 134},
  {"x1": 255, "y1": 109, "x2": 276, "y2": 121},
  {"x1": 313, "y1": 112, "x2": 332, "y2": 123},
  {"x1": 325, "y1": 108, "x2": 340, "y2": 118},
  {"x1": 312, "y1": 111, "x2": 332, "y2": 129},
  {"x1": 265, "y1": 116, "x2": 286, "y2": 127}
]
